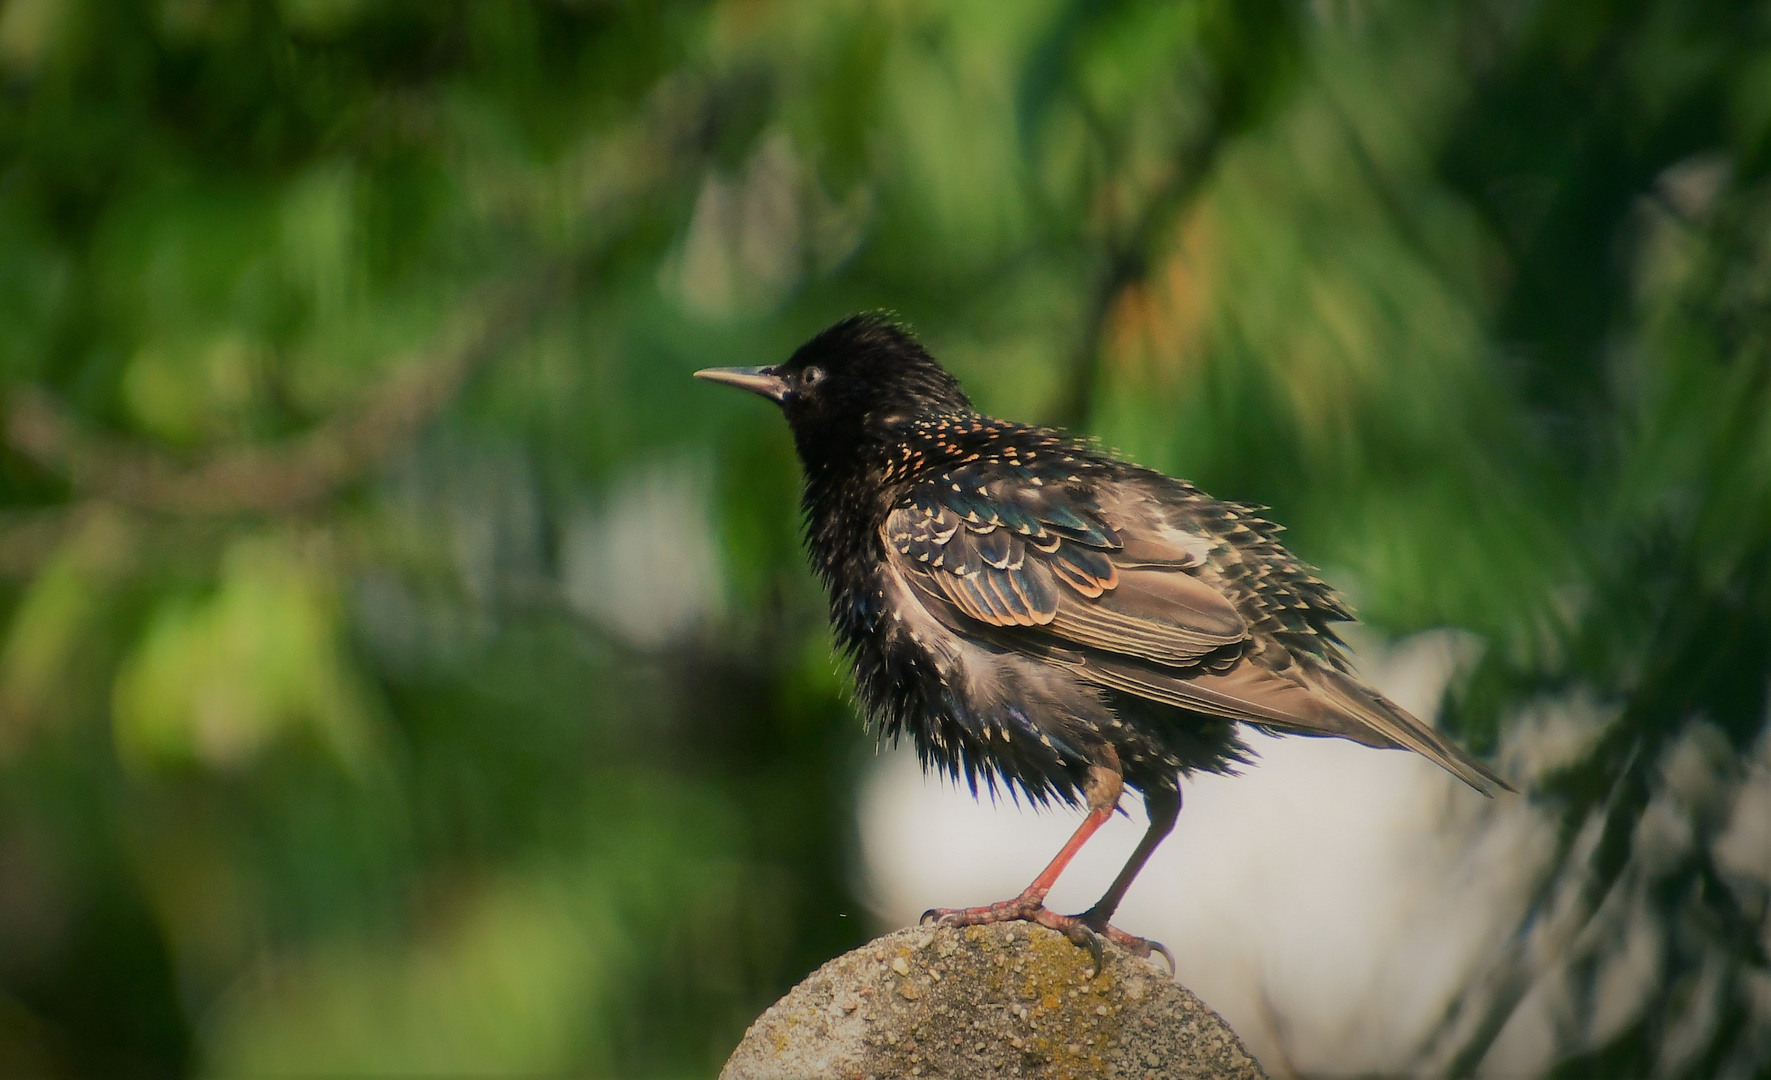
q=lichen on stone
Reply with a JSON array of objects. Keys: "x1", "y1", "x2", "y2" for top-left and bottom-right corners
[{"x1": 721, "y1": 922, "x2": 1265, "y2": 1080}]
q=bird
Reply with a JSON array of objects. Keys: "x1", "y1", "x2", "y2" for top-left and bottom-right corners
[{"x1": 696, "y1": 313, "x2": 1512, "y2": 972}]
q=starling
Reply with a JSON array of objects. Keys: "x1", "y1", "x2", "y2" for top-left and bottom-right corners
[{"x1": 696, "y1": 314, "x2": 1512, "y2": 970}]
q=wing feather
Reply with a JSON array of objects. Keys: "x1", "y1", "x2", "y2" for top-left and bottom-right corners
[
  {"x1": 1047, "y1": 568, "x2": 1243, "y2": 665},
  {"x1": 886, "y1": 471, "x2": 1240, "y2": 665},
  {"x1": 881, "y1": 457, "x2": 1510, "y2": 797}
]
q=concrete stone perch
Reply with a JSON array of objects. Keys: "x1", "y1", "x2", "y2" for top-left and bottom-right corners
[{"x1": 721, "y1": 923, "x2": 1266, "y2": 1079}]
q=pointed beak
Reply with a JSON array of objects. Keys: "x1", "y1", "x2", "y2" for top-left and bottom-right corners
[{"x1": 693, "y1": 365, "x2": 790, "y2": 403}]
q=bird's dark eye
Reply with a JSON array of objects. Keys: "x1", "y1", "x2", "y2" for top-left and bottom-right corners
[{"x1": 801, "y1": 365, "x2": 825, "y2": 388}]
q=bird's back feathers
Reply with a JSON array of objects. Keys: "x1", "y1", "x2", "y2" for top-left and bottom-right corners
[{"x1": 871, "y1": 417, "x2": 1512, "y2": 797}]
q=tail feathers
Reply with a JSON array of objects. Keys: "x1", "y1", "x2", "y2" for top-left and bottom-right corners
[
  {"x1": 1303, "y1": 665, "x2": 1515, "y2": 797},
  {"x1": 1071, "y1": 651, "x2": 1514, "y2": 796}
]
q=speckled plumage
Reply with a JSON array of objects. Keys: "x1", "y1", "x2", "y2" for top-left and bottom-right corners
[
  {"x1": 698, "y1": 313, "x2": 1510, "y2": 958},
  {"x1": 837, "y1": 411, "x2": 1260, "y2": 805}
]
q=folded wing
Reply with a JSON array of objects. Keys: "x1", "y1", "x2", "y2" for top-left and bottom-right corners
[{"x1": 883, "y1": 461, "x2": 1512, "y2": 796}]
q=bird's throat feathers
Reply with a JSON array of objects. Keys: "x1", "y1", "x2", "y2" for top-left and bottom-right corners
[{"x1": 798, "y1": 408, "x2": 983, "y2": 589}]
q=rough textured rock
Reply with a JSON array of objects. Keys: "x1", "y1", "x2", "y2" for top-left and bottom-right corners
[{"x1": 721, "y1": 923, "x2": 1266, "y2": 1079}]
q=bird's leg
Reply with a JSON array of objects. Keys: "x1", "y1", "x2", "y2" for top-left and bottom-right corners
[
  {"x1": 1073, "y1": 785, "x2": 1181, "y2": 974},
  {"x1": 921, "y1": 762, "x2": 1122, "y2": 966}
]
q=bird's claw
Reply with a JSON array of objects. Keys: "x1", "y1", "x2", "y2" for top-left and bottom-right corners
[
  {"x1": 1058, "y1": 921, "x2": 1105, "y2": 975},
  {"x1": 1091, "y1": 921, "x2": 1175, "y2": 976},
  {"x1": 1147, "y1": 938, "x2": 1177, "y2": 977},
  {"x1": 918, "y1": 896, "x2": 1173, "y2": 978}
]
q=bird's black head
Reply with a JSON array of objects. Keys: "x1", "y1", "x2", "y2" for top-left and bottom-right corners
[{"x1": 696, "y1": 313, "x2": 971, "y2": 476}]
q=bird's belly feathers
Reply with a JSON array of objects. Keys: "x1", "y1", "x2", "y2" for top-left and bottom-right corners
[{"x1": 843, "y1": 566, "x2": 1129, "y2": 803}]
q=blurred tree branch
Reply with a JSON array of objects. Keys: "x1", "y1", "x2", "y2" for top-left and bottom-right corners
[
  {"x1": 1052, "y1": 115, "x2": 1227, "y2": 429},
  {"x1": 0, "y1": 507, "x2": 80, "y2": 577},
  {"x1": 1046, "y1": 3, "x2": 1300, "y2": 430},
  {"x1": 1, "y1": 72, "x2": 735, "y2": 523},
  {"x1": 5, "y1": 279, "x2": 551, "y2": 516}
]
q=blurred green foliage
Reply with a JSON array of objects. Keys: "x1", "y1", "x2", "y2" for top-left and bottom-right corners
[{"x1": 0, "y1": 1, "x2": 1767, "y2": 1077}]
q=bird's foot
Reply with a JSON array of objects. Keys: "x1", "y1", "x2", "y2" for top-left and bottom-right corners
[
  {"x1": 921, "y1": 894, "x2": 1106, "y2": 972},
  {"x1": 1084, "y1": 918, "x2": 1176, "y2": 977},
  {"x1": 919, "y1": 893, "x2": 1173, "y2": 977},
  {"x1": 919, "y1": 889, "x2": 1049, "y2": 930}
]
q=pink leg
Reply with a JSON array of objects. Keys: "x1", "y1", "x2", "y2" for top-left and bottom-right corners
[{"x1": 919, "y1": 762, "x2": 1173, "y2": 973}]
